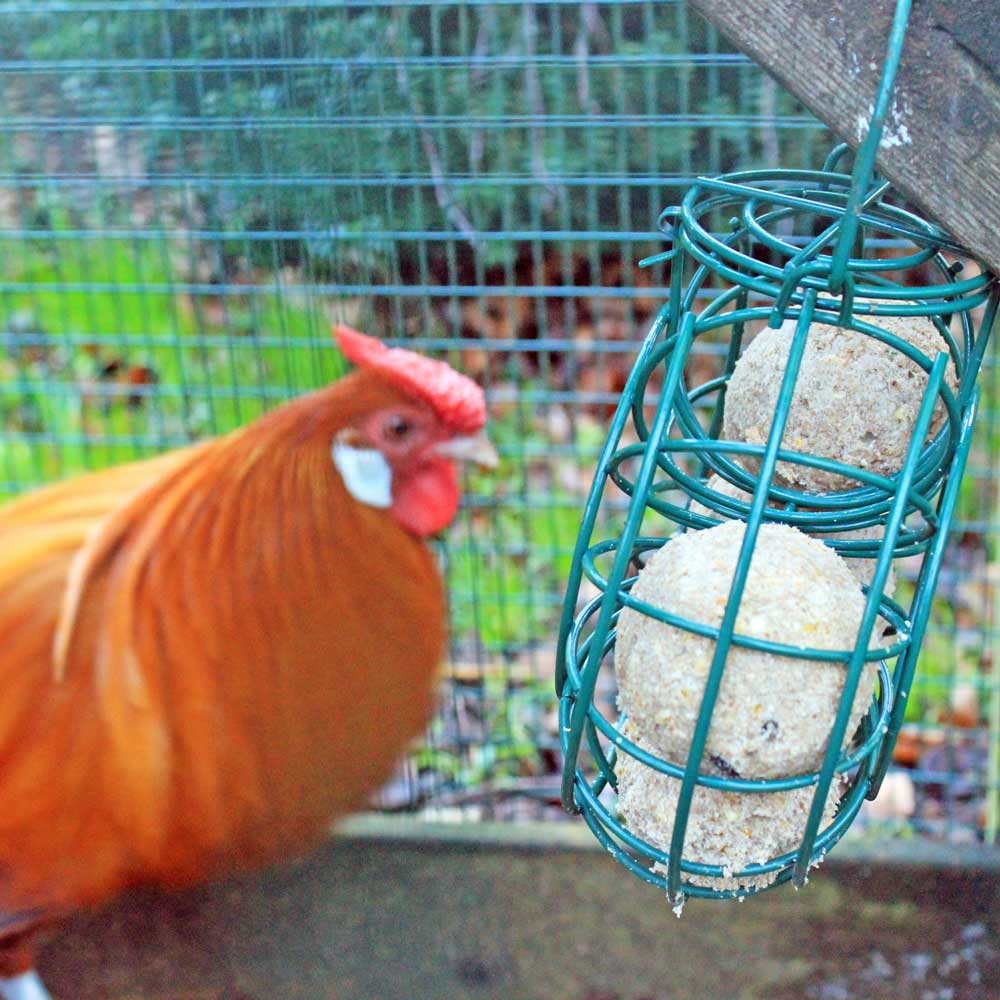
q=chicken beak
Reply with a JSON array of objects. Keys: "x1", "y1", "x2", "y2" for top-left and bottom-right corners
[{"x1": 435, "y1": 431, "x2": 500, "y2": 470}]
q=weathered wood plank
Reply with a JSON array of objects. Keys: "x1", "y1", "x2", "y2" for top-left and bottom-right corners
[{"x1": 689, "y1": 0, "x2": 1000, "y2": 275}]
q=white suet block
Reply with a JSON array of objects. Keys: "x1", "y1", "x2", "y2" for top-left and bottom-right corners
[
  {"x1": 722, "y1": 306, "x2": 958, "y2": 493},
  {"x1": 616, "y1": 520, "x2": 878, "y2": 780},
  {"x1": 617, "y1": 725, "x2": 845, "y2": 893},
  {"x1": 689, "y1": 472, "x2": 896, "y2": 599}
]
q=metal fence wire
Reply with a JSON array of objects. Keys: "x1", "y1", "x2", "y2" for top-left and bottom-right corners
[{"x1": 1, "y1": 0, "x2": 996, "y2": 845}]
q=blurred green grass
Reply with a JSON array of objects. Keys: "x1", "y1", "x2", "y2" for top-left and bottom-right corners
[{"x1": 1, "y1": 232, "x2": 338, "y2": 488}]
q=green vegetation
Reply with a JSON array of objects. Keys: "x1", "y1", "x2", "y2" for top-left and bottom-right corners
[
  {"x1": 0, "y1": 4, "x2": 811, "y2": 272},
  {"x1": 1, "y1": 228, "x2": 338, "y2": 488}
]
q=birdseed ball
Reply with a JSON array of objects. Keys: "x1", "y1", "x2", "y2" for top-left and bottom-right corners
[
  {"x1": 616, "y1": 520, "x2": 878, "y2": 779},
  {"x1": 689, "y1": 473, "x2": 896, "y2": 599},
  {"x1": 617, "y1": 724, "x2": 845, "y2": 893},
  {"x1": 722, "y1": 306, "x2": 958, "y2": 492}
]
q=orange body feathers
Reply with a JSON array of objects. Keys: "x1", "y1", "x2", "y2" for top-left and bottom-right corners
[{"x1": 0, "y1": 331, "x2": 493, "y2": 962}]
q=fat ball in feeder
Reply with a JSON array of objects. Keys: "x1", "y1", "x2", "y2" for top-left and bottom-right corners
[
  {"x1": 616, "y1": 519, "x2": 880, "y2": 781},
  {"x1": 722, "y1": 305, "x2": 960, "y2": 493},
  {"x1": 688, "y1": 472, "x2": 897, "y2": 599},
  {"x1": 616, "y1": 724, "x2": 846, "y2": 894}
]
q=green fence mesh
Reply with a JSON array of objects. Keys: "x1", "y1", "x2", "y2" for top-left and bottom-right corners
[{"x1": 1, "y1": 0, "x2": 996, "y2": 845}]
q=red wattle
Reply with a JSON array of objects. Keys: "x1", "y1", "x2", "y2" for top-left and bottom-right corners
[{"x1": 391, "y1": 458, "x2": 460, "y2": 537}]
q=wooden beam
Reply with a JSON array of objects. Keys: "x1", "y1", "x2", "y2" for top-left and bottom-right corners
[{"x1": 689, "y1": 0, "x2": 1000, "y2": 275}]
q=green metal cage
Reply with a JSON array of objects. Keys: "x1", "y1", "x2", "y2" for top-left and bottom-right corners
[{"x1": 556, "y1": 0, "x2": 1000, "y2": 901}]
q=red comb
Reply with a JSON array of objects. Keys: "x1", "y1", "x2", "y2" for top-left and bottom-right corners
[{"x1": 334, "y1": 325, "x2": 486, "y2": 433}]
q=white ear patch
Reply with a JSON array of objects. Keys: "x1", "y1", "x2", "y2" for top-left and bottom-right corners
[{"x1": 331, "y1": 441, "x2": 393, "y2": 509}]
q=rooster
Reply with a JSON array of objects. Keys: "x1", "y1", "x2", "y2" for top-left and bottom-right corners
[{"x1": 0, "y1": 326, "x2": 497, "y2": 1000}]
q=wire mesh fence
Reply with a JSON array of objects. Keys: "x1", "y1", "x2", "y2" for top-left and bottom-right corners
[{"x1": 1, "y1": 0, "x2": 996, "y2": 845}]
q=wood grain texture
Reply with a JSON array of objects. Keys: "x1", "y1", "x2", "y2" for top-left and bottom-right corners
[{"x1": 689, "y1": 0, "x2": 1000, "y2": 274}]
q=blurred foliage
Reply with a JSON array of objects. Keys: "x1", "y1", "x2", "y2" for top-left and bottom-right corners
[
  {"x1": 0, "y1": 226, "x2": 337, "y2": 488},
  {"x1": 0, "y1": 3, "x2": 807, "y2": 276},
  {"x1": 445, "y1": 395, "x2": 592, "y2": 652}
]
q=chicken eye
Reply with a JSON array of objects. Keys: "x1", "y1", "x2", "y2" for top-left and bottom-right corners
[{"x1": 384, "y1": 414, "x2": 414, "y2": 440}]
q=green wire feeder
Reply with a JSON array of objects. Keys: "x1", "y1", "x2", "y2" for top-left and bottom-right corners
[{"x1": 555, "y1": 0, "x2": 1000, "y2": 904}]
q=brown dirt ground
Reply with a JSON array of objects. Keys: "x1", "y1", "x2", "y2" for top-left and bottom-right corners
[{"x1": 36, "y1": 831, "x2": 1000, "y2": 1000}]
